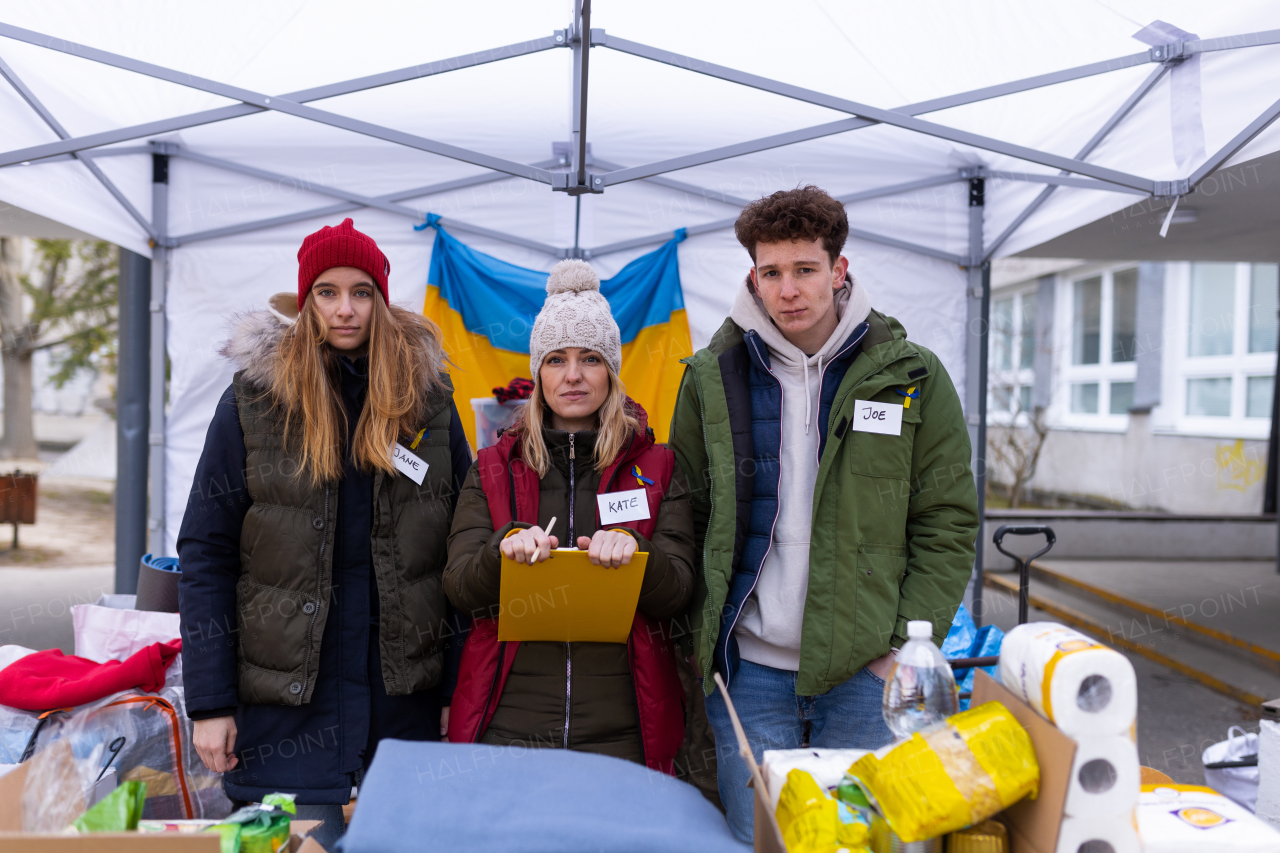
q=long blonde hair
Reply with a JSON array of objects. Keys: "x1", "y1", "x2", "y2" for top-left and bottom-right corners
[
  {"x1": 517, "y1": 363, "x2": 640, "y2": 477},
  {"x1": 268, "y1": 294, "x2": 447, "y2": 485}
]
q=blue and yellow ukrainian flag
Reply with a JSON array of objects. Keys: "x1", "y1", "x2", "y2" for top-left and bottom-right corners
[{"x1": 420, "y1": 222, "x2": 692, "y2": 448}]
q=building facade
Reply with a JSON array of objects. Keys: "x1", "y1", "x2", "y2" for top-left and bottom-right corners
[{"x1": 988, "y1": 257, "x2": 1277, "y2": 514}]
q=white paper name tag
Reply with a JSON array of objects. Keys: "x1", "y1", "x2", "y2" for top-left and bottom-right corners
[
  {"x1": 597, "y1": 488, "x2": 651, "y2": 525},
  {"x1": 392, "y1": 443, "x2": 428, "y2": 485},
  {"x1": 850, "y1": 400, "x2": 903, "y2": 436}
]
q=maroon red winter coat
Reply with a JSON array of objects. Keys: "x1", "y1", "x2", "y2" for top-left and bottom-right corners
[{"x1": 443, "y1": 405, "x2": 694, "y2": 774}]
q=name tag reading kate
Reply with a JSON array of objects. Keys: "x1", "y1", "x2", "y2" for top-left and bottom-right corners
[
  {"x1": 850, "y1": 400, "x2": 903, "y2": 436},
  {"x1": 392, "y1": 443, "x2": 428, "y2": 485},
  {"x1": 597, "y1": 488, "x2": 651, "y2": 525}
]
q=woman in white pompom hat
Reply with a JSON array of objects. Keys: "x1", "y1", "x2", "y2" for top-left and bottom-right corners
[{"x1": 443, "y1": 260, "x2": 696, "y2": 774}]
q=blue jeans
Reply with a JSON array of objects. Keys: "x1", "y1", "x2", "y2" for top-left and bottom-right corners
[{"x1": 705, "y1": 661, "x2": 894, "y2": 842}]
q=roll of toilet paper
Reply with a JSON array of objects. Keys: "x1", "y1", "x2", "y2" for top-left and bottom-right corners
[
  {"x1": 1064, "y1": 735, "x2": 1139, "y2": 818},
  {"x1": 1056, "y1": 814, "x2": 1140, "y2": 853},
  {"x1": 1257, "y1": 719, "x2": 1280, "y2": 832},
  {"x1": 999, "y1": 622, "x2": 1137, "y2": 737}
]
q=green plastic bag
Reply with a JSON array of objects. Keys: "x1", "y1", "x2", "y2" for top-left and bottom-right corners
[
  {"x1": 209, "y1": 793, "x2": 296, "y2": 853},
  {"x1": 72, "y1": 781, "x2": 146, "y2": 832}
]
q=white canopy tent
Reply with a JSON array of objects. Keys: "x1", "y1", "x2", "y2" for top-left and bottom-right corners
[{"x1": 1, "y1": 1, "x2": 1279, "y2": 610}]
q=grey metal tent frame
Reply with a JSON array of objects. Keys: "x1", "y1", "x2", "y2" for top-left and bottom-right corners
[{"x1": 2, "y1": 7, "x2": 1279, "y2": 617}]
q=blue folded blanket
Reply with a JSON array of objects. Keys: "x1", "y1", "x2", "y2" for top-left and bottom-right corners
[{"x1": 340, "y1": 740, "x2": 749, "y2": 853}]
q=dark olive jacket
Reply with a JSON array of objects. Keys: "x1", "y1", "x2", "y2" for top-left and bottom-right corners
[{"x1": 231, "y1": 371, "x2": 457, "y2": 705}]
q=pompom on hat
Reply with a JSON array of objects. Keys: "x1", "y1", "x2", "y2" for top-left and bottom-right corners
[
  {"x1": 529, "y1": 259, "x2": 622, "y2": 377},
  {"x1": 296, "y1": 217, "x2": 390, "y2": 311}
]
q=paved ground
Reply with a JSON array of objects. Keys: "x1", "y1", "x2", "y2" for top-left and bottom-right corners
[
  {"x1": 983, "y1": 579, "x2": 1264, "y2": 784},
  {"x1": 0, "y1": 477, "x2": 115, "y2": 652},
  {"x1": 1039, "y1": 558, "x2": 1280, "y2": 651}
]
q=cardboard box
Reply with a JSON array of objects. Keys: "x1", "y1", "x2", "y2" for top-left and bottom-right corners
[
  {"x1": 0, "y1": 762, "x2": 328, "y2": 852},
  {"x1": 970, "y1": 670, "x2": 1076, "y2": 853},
  {"x1": 732, "y1": 670, "x2": 1076, "y2": 853}
]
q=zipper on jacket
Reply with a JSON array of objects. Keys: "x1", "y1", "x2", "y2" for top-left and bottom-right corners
[
  {"x1": 563, "y1": 644, "x2": 572, "y2": 748},
  {"x1": 299, "y1": 484, "x2": 330, "y2": 699},
  {"x1": 814, "y1": 323, "x2": 871, "y2": 467},
  {"x1": 565, "y1": 433, "x2": 576, "y2": 748},
  {"x1": 723, "y1": 335, "x2": 787, "y2": 689},
  {"x1": 568, "y1": 433, "x2": 576, "y2": 545}
]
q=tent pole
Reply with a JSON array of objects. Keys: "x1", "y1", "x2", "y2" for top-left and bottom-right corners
[
  {"x1": 115, "y1": 248, "x2": 150, "y2": 593},
  {"x1": 965, "y1": 177, "x2": 988, "y2": 627},
  {"x1": 0, "y1": 33, "x2": 567, "y2": 168},
  {"x1": 594, "y1": 35, "x2": 1153, "y2": 193},
  {"x1": 148, "y1": 153, "x2": 169, "y2": 556},
  {"x1": 0, "y1": 53, "x2": 156, "y2": 240},
  {"x1": 983, "y1": 63, "x2": 1170, "y2": 262}
]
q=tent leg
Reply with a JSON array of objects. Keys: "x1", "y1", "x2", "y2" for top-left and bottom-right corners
[
  {"x1": 147, "y1": 153, "x2": 169, "y2": 556},
  {"x1": 964, "y1": 177, "x2": 989, "y2": 627},
  {"x1": 115, "y1": 248, "x2": 150, "y2": 593}
]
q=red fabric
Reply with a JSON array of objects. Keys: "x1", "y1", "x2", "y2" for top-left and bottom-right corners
[
  {"x1": 296, "y1": 217, "x2": 390, "y2": 310},
  {"x1": 449, "y1": 402, "x2": 686, "y2": 774},
  {"x1": 0, "y1": 639, "x2": 181, "y2": 711},
  {"x1": 492, "y1": 377, "x2": 535, "y2": 404}
]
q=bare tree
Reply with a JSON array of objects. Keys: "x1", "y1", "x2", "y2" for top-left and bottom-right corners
[
  {"x1": 986, "y1": 389, "x2": 1051, "y2": 509},
  {"x1": 0, "y1": 238, "x2": 117, "y2": 460}
]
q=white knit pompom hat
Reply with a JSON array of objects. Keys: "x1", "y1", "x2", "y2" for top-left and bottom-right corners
[{"x1": 529, "y1": 259, "x2": 622, "y2": 377}]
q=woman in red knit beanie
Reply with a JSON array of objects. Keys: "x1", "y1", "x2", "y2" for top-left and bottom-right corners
[{"x1": 176, "y1": 218, "x2": 471, "y2": 846}]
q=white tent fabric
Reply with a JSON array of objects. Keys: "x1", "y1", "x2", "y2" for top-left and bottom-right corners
[{"x1": 0, "y1": 1, "x2": 1278, "y2": 552}]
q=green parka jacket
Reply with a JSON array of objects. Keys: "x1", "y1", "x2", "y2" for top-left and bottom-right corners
[{"x1": 669, "y1": 309, "x2": 979, "y2": 696}]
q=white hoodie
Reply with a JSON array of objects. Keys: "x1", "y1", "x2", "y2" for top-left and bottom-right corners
[{"x1": 729, "y1": 275, "x2": 872, "y2": 671}]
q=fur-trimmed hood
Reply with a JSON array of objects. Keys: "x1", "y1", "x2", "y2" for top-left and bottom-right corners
[{"x1": 219, "y1": 308, "x2": 450, "y2": 394}]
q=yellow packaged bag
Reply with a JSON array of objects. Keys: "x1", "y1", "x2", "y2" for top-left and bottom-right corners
[
  {"x1": 775, "y1": 769, "x2": 871, "y2": 853},
  {"x1": 847, "y1": 701, "x2": 1038, "y2": 843}
]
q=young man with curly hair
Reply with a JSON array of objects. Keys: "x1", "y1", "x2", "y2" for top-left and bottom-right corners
[{"x1": 668, "y1": 186, "x2": 979, "y2": 840}]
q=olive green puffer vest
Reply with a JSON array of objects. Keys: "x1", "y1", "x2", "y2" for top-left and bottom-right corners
[{"x1": 232, "y1": 374, "x2": 456, "y2": 705}]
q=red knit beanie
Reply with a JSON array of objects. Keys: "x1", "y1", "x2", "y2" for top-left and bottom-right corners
[{"x1": 296, "y1": 218, "x2": 390, "y2": 311}]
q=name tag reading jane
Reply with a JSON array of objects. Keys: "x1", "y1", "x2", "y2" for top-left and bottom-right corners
[
  {"x1": 392, "y1": 443, "x2": 428, "y2": 485},
  {"x1": 597, "y1": 488, "x2": 651, "y2": 525},
  {"x1": 850, "y1": 400, "x2": 903, "y2": 436}
]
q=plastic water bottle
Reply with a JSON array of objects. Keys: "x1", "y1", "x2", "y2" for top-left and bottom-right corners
[{"x1": 881, "y1": 620, "x2": 959, "y2": 739}]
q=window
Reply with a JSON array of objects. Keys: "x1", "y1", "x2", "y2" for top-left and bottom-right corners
[
  {"x1": 1188, "y1": 263, "x2": 1236, "y2": 357},
  {"x1": 1071, "y1": 383, "x2": 1099, "y2": 414},
  {"x1": 1060, "y1": 267, "x2": 1139, "y2": 427},
  {"x1": 993, "y1": 297, "x2": 1014, "y2": 371},
  {"x1": 1019, "y1": 295, "x2": 1037, "y2": 369},
  {"x1": 1247, "y1": 376, "x2": 1274, "y2": 418},
  {"x1": 1249, "y1": 263, "x2": 1278, "y2": 353},
  {"x1": 1073, "y1": 277, "x2": 1101, "y2": 365},
  {"x1": 1109, "y1": 382, "x2": 1134, "y2": 414},
  {"x1": 1111, "y1": 268, "x2": 1137, "y2": 362},
  {"x1": 1187, "y1": 377, "x2": 1232, "y2": 417},
  {"x1": 988, "y1": 288, "x2": 1038, "y2": 420},
  {"x1": 1173, "y1": 262, "x2": 1278, "y2": 434}
]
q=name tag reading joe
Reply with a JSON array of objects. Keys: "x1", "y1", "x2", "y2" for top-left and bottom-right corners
[
  {"x1": 850, "y1": 400, "x2": 904, "y2": 436},
  {"x1": 597, "y1": 488, "x2": 651, "y2": 525},
  {"x1": 392, "y1": 443, "x2": 428, "y2": 485}
]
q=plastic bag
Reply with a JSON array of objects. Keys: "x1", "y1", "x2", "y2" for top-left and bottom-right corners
[
  {"x1": 940, "y1": 603, "x2": 977, "y2": 659},
  {"x1": 775, "y1": 769, "x2": 870, "y2": 853},
  {"x1": 847, "y1": 701, "x2": 1039, "y2": 843},
  {"x1": 955, "y1": 624, "x2": 1004, "y2": 709},
  {"x1": 19, "y1": 739, "x2": 97, "y2": 831},
  {"x1": 31, "y1": 684, "x2": 231, "y2": 820},
  {"x1": 1138, "y1": 783, "x2": 1280, "y2": 852},
  {"x1": 72, "y1": 780, "x2": 146, "y2": 832},
  {"x1": 214, "y1": 798, "x2": 294, "y2": 853},
  {"x1": 1202, "y1": 726, "x2": 1258, "y2": 811},
  {"x1": 71, "y1": 598, "x2": 181, "y2": 666}
]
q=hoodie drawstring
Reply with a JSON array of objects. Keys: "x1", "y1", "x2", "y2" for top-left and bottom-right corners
[{"x1": 803, "y1": 355, "x2": 824, "y2": 435}]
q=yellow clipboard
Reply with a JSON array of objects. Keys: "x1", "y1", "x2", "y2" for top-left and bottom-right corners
[{"x1": 497, "y1": 548, "x2": 647, "y2": 643}]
